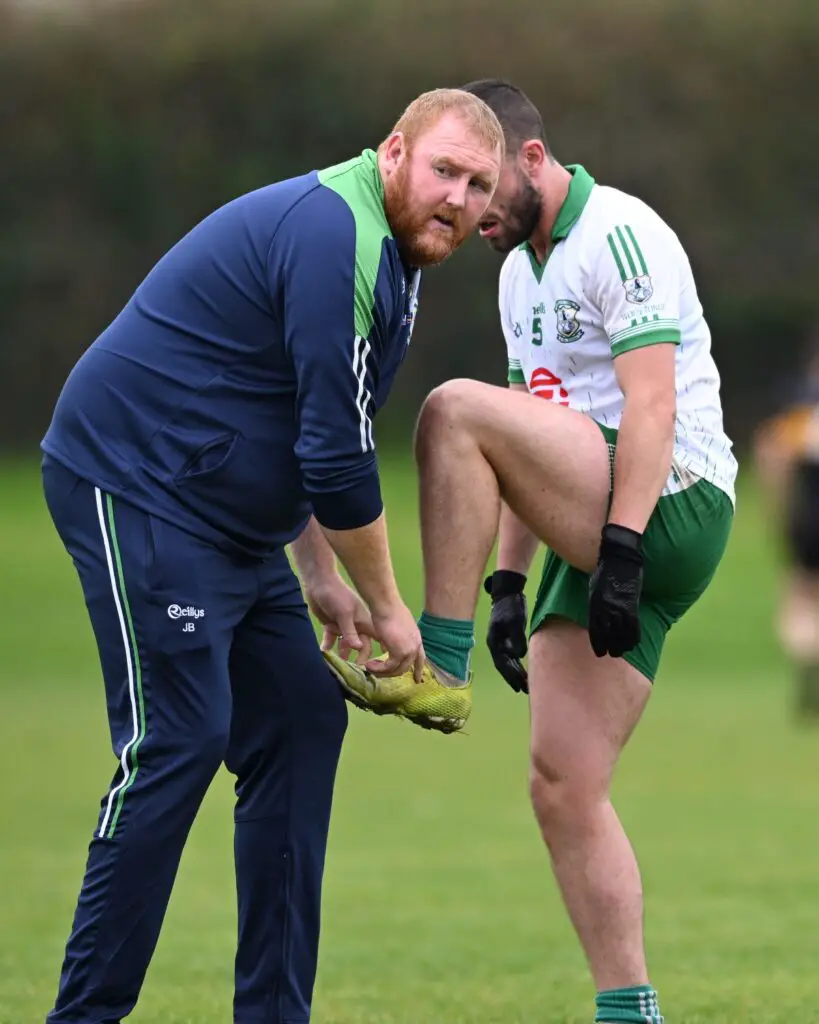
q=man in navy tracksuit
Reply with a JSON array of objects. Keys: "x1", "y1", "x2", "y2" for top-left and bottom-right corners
[{"x1": 39, "y1": 89, "x2": 502, "y2": 1023}]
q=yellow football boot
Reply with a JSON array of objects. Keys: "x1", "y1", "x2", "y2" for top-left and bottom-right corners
[{"x1": 323, "y1": 651, "x2": 472, "y2": 734}]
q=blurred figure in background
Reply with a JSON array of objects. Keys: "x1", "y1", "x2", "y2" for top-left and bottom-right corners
[{"x1": 754, "y1": 335, "x2": 819, "y2": 717}]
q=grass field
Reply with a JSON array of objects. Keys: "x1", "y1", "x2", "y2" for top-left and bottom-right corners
[{"x1": 1, "y1": 456, "x2": 818, "y2": 1023}]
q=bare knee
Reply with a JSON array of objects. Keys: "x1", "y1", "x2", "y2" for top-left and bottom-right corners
[
  {"x1": 414, "y1": 379, "x2": 485, "y2": 461},
  {"x1": 529, "y1": 748, "x2": 609, "y2": 840}
]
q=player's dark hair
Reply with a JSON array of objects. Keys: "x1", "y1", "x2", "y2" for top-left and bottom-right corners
[{"x1": 460, "y1": 79, "x2": 550, "y2": 158}]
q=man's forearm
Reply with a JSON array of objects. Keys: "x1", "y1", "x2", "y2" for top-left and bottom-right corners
[
  {"x1": 497, "y1": 501, "x2": 540, "y2": 575},
  {"x1": 608, "y1": 396, "x2": 676, "y2": 533},
  {"x1": 321, "y1": 511, "x2": 400, "y2": 613},
  {"x1": 289, "y1": 516, "x2": 338, "y2": 587}
]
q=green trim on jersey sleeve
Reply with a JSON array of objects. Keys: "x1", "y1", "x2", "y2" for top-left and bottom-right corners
[
  {"x1": 609, "y1": 316, "x2": 680, "y2": 347},
  {"x1": 318, "y1": 149, "x2": 391, "y2": 339},
  {"x1": 606, "y1": 224, "x2": 649, "y2": 282},
  {"x1": 611, "y1": 327, "x2": 681, "y2": 357},
  {"x1": 508, "y1": 361, "x2": 526, "y2": 384}
]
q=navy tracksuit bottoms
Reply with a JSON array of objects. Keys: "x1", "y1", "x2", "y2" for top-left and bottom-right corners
[{"x1": 42, "y1": 457, "x2": 348, "y2": 1024}]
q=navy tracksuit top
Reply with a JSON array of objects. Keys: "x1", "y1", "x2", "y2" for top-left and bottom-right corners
[{"x1": 42, "y1": 149, "x2": 421, "y2": 556}]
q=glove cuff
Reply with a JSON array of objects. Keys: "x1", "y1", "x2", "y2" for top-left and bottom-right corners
[
  {"x1": 484, "y1": 570, "x2": 527, "y2": 600},
  {"x1": 600, "y1": 523, "x2": 644, "y2": 561}
]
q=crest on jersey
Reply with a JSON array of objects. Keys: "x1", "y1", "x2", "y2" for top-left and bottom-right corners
[
  {"x1": 554, "y1": 299, "x2": 584, "y2": 343},
  {"x1": 624, "y1": 274, "x2": 654, "y2": 304}
]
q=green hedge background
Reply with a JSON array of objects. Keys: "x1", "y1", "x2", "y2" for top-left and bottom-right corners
[{"x1": 2, "y1": 0, "x2": 817, "y2": 449}]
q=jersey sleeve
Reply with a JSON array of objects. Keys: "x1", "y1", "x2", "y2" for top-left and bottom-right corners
[
  {"x1": 275, "y1": 188, "x2": 384, "y2": 532},
  {"x1": 499, "y1": 255, "x2": 526, "y2": 384},
  {"x1": 592, "y1": 218, "x2": 682, "y2": 358}
]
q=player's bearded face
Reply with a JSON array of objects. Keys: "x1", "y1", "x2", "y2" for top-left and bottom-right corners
[
  {"x1": 384, "y1": 151, "x2": 470, "y2": 267},
  {"x1": 478, "y1": 162, "x2": 543, "y2": 254}
]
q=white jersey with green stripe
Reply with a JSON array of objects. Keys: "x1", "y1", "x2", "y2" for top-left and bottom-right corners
[{"x1": 501, "y1": 165, "x2": 737, "y2": 503}]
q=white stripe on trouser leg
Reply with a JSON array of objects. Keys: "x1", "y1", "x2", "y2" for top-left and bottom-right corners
[
  {"x1": 95, "y1": 487, "x2": 139, "y2": 840},
  {"x1": 352, "y1": 335, "x2": 373, "y2": 453}
]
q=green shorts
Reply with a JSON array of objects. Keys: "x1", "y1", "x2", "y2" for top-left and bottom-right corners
[{"x1": 530, "y1": 426, "x2": 734, "y2": 682}]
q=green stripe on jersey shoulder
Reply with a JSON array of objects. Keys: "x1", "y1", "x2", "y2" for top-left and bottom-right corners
[
  {"x1": 508, "y1": 364, "x2": 526, "y2": 384},
  {"x1": 606, "y1": 223, "x2": 650, "y2": 282},
  {"x1": 624, "y1": 225, "x2": 648, "y2": 275},
  {"x1": 606, "y1": 232, "x2": 628, "y2": 282},
  {"x1": 318, "y1": 149, "x2": 391, "y2": 340}
]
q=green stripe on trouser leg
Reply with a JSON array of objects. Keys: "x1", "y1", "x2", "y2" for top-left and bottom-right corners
[
  {"x1": 595, "y1": 985, "x2": 664, "y2": 1023},
  {"x1": 102, "y1": 492, "x2": 147, "y2": 839}
]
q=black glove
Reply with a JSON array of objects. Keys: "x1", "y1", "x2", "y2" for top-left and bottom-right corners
[
  {"x1": 484, "y1": 570, "x2": 529, "y2": 693},
  {"x1": 588, "y1": 524, "x2": 644, "y2": 658}
]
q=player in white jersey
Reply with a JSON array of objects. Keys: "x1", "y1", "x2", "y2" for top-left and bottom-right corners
[{"x1": 324, "y1": 80, "x2": 736, "y2": 1022}]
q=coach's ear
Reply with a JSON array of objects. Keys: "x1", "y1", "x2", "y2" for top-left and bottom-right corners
[{"x1": 380, "y1": 132, "x2": 407, "y2": 177}]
